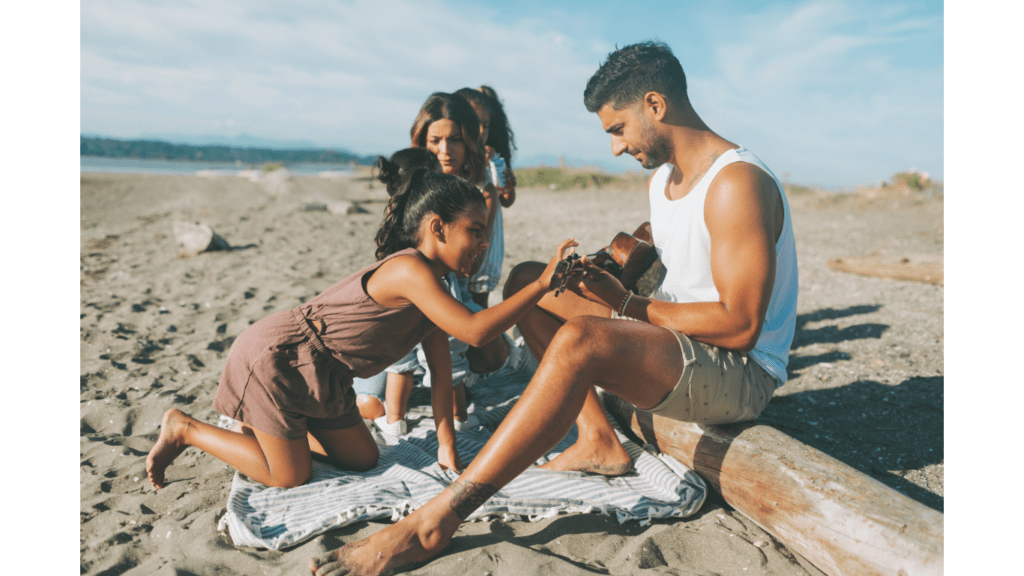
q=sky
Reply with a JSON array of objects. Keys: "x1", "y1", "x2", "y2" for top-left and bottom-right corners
[{"x1": 80, "y1": 0, "x2": 944, "y2": 188}]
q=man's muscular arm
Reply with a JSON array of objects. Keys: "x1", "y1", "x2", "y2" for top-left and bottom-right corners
[
  {"x1": 578, "y1": 163, "x2": 781, "y2": 352},
  {"x1": 638, "y1": 163, "x2": 779, "y2": 350}
]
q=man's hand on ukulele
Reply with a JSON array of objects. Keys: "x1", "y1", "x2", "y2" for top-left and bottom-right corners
[{"x1": 569, "y1": 256, "x2": 629, "y2": 309}]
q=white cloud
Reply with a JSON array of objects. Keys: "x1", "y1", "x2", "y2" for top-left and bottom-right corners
[
  {"x1": 80, "y1": 0, "x2": 943, "y2": 185},
  {"x1": 82, "y1": 0, "x2": 617, "y2": 161},
  {"x1": 687, "y1": 0, "x2": 943, "y2": 186}
]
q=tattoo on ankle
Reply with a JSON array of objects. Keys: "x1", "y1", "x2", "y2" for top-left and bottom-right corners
[
  {"x1": 448, "y1": 480, "x2": 498, "y2": 520},
  {"x1": 582, "y1": 460, "x2": 633, "y2": 475}
]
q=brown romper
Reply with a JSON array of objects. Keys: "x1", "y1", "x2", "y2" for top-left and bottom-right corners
[{"x1": 213, "y1": 248, "x2": 437, "y2": 439}]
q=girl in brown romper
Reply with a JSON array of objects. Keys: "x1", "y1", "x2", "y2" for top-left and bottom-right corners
[{"x1": 146, "y1": 165, "x2": 579, "y2": 489}]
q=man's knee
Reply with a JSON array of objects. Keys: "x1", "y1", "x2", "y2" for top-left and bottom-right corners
[
  {"x1": 549, "y1": 316, "x2": 609, "y2": 358},
  {"x1": 503, "y1": 261, "x2": 545, "y2": 300}
]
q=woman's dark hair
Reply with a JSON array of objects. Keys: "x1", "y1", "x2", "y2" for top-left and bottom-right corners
[
  {"x1": 474, "y1": 85, "x2": 516, "y2": 166},
  {"x1": 409, "y1": 92, "x2": 486, "y2": 185},
  {"x1": 374, "y1": 169, "x2": 486, "y2": 260},
  {"x1": 453, "y1": 87, "x2": 492, "y2": 150},
  {"x1": 374, "y1": 148, "x2": 440, "y2": 197}
]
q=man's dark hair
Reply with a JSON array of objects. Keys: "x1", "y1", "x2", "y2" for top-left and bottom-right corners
[{"x1": 583, "y1": 40, "x2": 688, "y2": 113}]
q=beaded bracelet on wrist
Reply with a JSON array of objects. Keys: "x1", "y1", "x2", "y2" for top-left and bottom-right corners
[{"x1": 617, "y1": 292, "x2": 634, "y2": 317}]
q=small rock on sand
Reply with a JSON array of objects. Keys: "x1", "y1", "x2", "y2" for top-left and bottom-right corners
[{"x1": 172, "y1": 221, "x2": 230, "y2": 256}]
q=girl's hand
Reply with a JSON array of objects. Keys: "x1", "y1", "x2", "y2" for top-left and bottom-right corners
[
  {"x1": 537, "y1": 239, "x2": 580, "y2": 291},
  {"x1": 498, "y1": 183, "x2": 516, "y2": 208},
  {"x1": 438, "y1": 444, "x2": 464, "y2": 473},
  {"x1": 498, "y1": 167, "x2": 516, "y2": 207}
]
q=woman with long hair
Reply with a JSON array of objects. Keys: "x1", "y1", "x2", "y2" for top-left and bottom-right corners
[
  {"x1": 410, "y1": 92, "x2": 487, "y2": 186},
  {"x1": 389, "y1": 92, "x2": 534, "y2": 433}
]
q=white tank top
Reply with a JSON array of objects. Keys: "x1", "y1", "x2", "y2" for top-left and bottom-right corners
[{"x1": 648, "y1": 146, "x2": 798, "y2": 385}]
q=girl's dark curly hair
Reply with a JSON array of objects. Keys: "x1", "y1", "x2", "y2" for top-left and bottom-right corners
[
  {"x1": 373, "y1": 148, "x2": 440, "y2": 197},
  {"x1": 473, "y1": 85, "x2": 516, "y2": 166},
  {"x1": 373, "y1": 165, "x2": 486, "y2": 260}
]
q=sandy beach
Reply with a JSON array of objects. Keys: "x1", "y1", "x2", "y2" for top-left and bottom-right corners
[{"x1": 80, "y1": 168, "x2": 943, "y2": 575}]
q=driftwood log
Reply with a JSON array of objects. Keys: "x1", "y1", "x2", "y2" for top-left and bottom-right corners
[
  {"x1": 604, "y1": 393, "x2": 943, "y2": 576},
  {"x1": 827, "y1": 251, "x2": 943, "y2": 285}
]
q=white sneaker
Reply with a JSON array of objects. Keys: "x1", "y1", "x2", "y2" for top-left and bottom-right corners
[
  {"x1": 453, "y1": 414, "x2": 480, "y2": 431},
  {"x1": 374, "y1": 415, "x2": 407, "y2": 436}
]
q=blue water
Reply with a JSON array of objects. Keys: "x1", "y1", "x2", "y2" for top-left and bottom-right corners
[{"x1": 80, "y1": 156, "x2": 357, "y2": 176}]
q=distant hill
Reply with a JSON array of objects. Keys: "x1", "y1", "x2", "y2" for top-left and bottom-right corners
[
  {"x1": 81, "y1": 136, "x2": 377, "y2": 165},
  {"x1": 137, "y1": 132, "x2": 322, "y2": 149}
]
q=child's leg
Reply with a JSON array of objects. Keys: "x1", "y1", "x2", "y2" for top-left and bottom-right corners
[
  {"x1": 308, "y1": 422, "x2": 380, "y2": 472},
  {"x1": 385, "y1": 371, "x2": 414, "y2": 424},
  {"x1": 356, "y1": 395, "x2": 385, "y2": 420},
  {"x1": 466, "y1": 333, "x2": 510, "y2": 374},
  {"x1": 147, "y1": 408, "x2": 313, "y2": 490},
  {"x1": 353, "y1": 372, "x2": 387, "y2": 421},
  {"x1": 452, "y1": 382, "x2": 468, "y2": 422},
  {"x1": 235, "y1": 418, "x2": 379, "y2": 472},
  {"x1": 469, "y1": 290, "x2": 489, "y2": 309}
]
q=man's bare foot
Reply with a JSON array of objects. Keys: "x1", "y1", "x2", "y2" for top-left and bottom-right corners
[
  {"x1": 539, "y1": 438, "x2": 633, "y2": 476},
  {"x1": 146, "y1": 409, "x2": 193, "y2": 489},
  {"x1": 309, "y1": 507, "x2": 456, "y2": 576}
]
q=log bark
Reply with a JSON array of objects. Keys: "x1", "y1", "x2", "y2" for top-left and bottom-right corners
[
  {"x1": 827, "y1": 251, "x2": 943, "y2": 285},
  {"x1": 604, "y1": 393, "x2": 943, "y2": 576}
]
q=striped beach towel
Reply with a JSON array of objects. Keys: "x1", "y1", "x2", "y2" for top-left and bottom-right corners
[{"x1": 217, "y1": 391, "x2": 708, "y2": 551}]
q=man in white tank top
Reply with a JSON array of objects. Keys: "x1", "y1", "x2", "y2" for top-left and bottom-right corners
[
  {"x1": 311, "y1": 41, "x2": 799, "y2": 574},
  {"x1": 488, "y1": 40, "x2": 799, "y2": 476}
]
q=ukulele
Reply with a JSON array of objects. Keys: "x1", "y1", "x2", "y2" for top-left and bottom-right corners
[{"x1": 550, "y1": 222, "x2": 661, "y2": 296}]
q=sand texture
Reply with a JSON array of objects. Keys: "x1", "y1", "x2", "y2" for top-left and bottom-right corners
[{"x1": 80, "y1": 170, "x2": 943, "y2": 575}]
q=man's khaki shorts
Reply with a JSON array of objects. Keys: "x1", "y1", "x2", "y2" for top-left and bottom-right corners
[
  {"x1": 641, "y1": 327, "x2": 777, "y2": 425},
  {"x1": 610, "y1": 308, "x2": 777, "y2": 425}
]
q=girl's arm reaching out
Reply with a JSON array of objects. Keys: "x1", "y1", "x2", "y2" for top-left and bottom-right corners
[
  {"x1": 420, "y1": 330, "x2": 461, "y2": 472},
  {"x1": 370, "y1": 239, "x2": 579, "y2": 347}
]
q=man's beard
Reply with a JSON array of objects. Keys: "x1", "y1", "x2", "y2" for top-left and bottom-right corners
[{"x1": 637, "y1": 115, "x2": 672, "y2": 169}]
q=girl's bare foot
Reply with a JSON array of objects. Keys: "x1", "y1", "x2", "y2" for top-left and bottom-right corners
[
  {"x1": 146, "y1": 409, "x2": 193, "y2": 489},
  {"x1": 539, "y1": 438, "x2": 633, "y2": 476}
]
